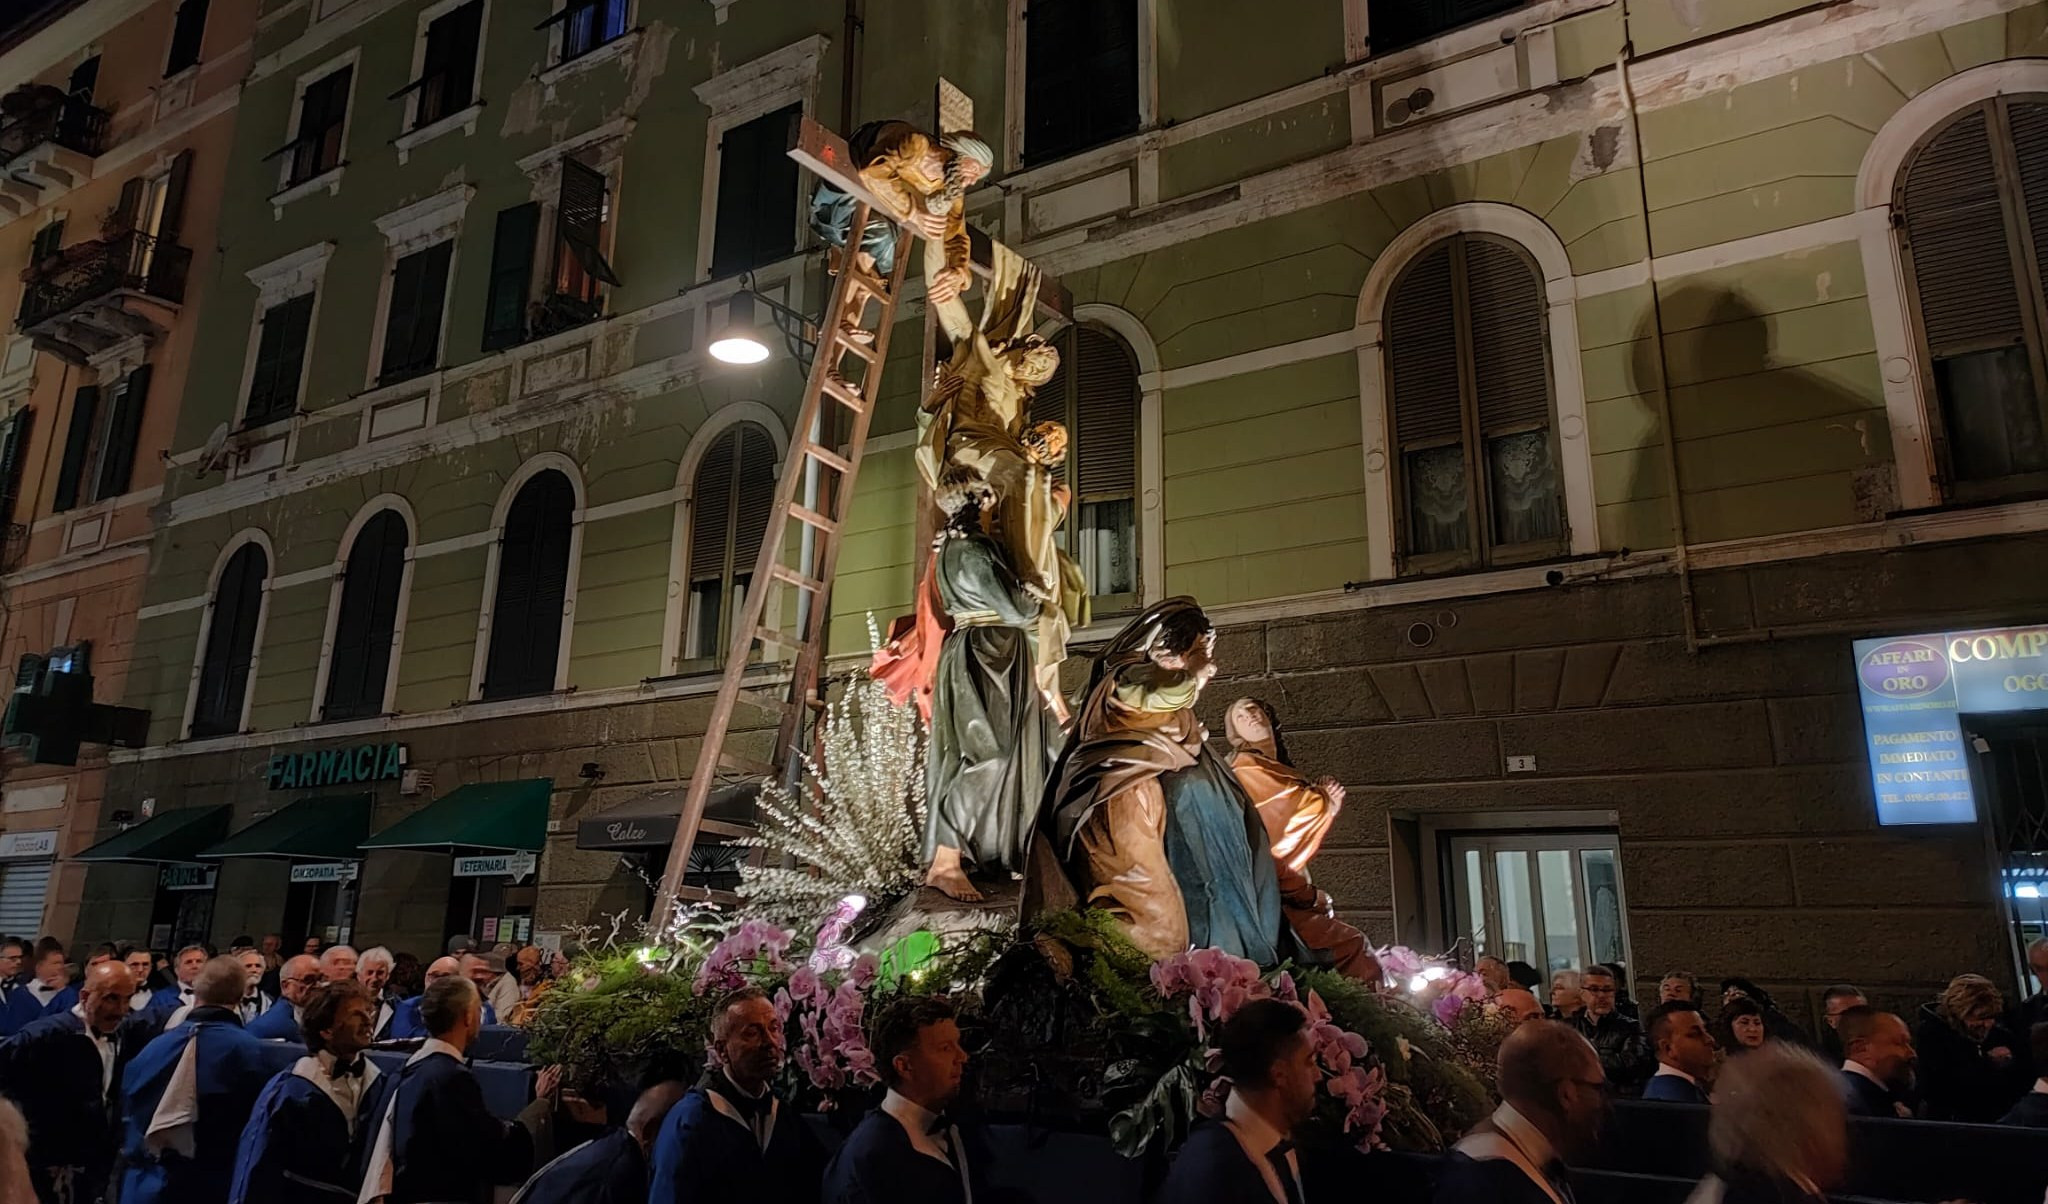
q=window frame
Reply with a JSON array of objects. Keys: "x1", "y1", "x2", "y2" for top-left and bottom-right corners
[
  {"x1": 182, "y1": 533, "x2": 274, "y2": 741},
  {"x1": 469, "y1": 455, "x2": 585, "y2": 702},
  {"x1": 677, "y1": 419, "x2": 779, "y2": 671},
  {"x1": 163, "y1": 0, "x2": 209, "y2": 77},
  {"x1": 538, "y1": 0, "x2": 633, "y2": 67},
  {"x1": 238, "y1": 242, "x2": 334, "y2": 431},
  {"x1": 395, "y1": 0, "x2": 489, "y2": 140},
  {"x1": 272, "y1": 49, "x2": 359, "y2": 197},
  {"x1": 661, "y1": 402, "x2": 788, "y2": 676},
  {"x1": 1383, "y1": 232, "x2": 1566, "y2": 576},
  {"x1": 1892, "y1": 93, "x2": 2048, "y2": 505},
  {"x1": 1033, "y1": 321, "x2": 1145, "y2": 618},
  {"x1": 690, "y1": 36, "x2": 827, "y2": 285},
  {"x1": 366, "y1": 184, "x2": 473, "y2": 391},
  {"x1": 310, "y1": 499, "x2": 416, "y2": 724},
  {"x1": 1003, "y1": 0, "x2": 1157, "y2": 173}
]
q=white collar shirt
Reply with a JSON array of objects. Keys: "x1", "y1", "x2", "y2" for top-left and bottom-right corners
[
  {"x1": 880, "y1": 1089, "x2": 971, "y2": 1202},
  {"x1": 1223, "y1": 1092, "x2": 1301, "y2": 1204}
]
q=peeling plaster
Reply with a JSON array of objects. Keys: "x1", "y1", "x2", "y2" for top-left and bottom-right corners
[
  {"x1": 501, "y1": 76, "x2": 546, "y2": 139},
  {"x1": 1570, "y1": 122, "x2": 1632, "y2": 180},
  {"x1": 626, "y1": 23, "x2": 677, "y2": 112},
  {"x1": 1815, "y1": 270, "x2": 1833, "y2": 303}
]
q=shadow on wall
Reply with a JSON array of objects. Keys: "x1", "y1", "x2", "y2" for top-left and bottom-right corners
[{"x1": 1625, "y1": 286, "x2": 1890, "y2": 553}]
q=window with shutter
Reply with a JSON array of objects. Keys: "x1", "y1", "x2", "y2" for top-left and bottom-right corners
[
  {"x1": 285, "y1": 66, "x2": 351, "y2": 186},
  {"x1": 323, "y1": 509, "x2": 409, "y2": 720},
  {"x1": 1385, "y1": 233, "x2": 1563, "y2": 574},
  {"x1": 380, "y1": 241, "x2": 452, "y2": 384},
  {"x1": 192, "y1": 543, "x2": 267, "y2": 737},
  {"x1": 553, "y1": 158, "x2": 619, "y2": 301},
  {"x1": 1022, "y1": 0, "x2": 1140, "y2": 166},
  {"x1": 482, "y1": 470, "x2": 575, "y2": 699},
  {"x1": 683, "y1": 422, "x2": 777, "y2": 664},
  {"x1": 544, "y1": 0, "x2": 629, "y2": 63},
  {"x1": 164, "y1": 0, "x2": 209, "y2": 76},
  {"x1": 483, "y1": 204, "x2": 540, "y2": 351},
  {"x1": 93, "y1": 363, "x2": 150, "y2": 503},
  {"x1": 0, "y1": 409, "x2": 32, "y2": 525},
  {"x1": 1898, "y1": 96, "x2": 2048, "y2": 500},
  {"x1": 403, "y1": 1, "x2": 482, "y2": 130},
  {"x1": 29, "y1": 220, "x2": 62, "y2": 265},
  {"x1": 246, "y1": 294, "x2": 315, "y2": 424},
  {"x1": 710, "y1": 104, "x2": 800, "y2": 279},
  {"x1": 1366, "y1": 0, "x2": 1525, "y2": 54},
  {"x1": 1033, "y1": 324, "x2": 1141, "y2": 612},
  {"x1": 52, "y1": 383, "x2": 97, "y2": 514}
]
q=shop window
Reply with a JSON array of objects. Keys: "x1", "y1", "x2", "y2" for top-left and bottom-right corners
[
  {"x1": 191, "y1": 542, "x2": 267, "y2": 738},
  {"x1": 1030, "y1": 324, "x2": 1141, "y2": 614},
  {"x1": 682, "y1": 422, "x2": 776, "y2": 665},
  {"x1": 378, "y1": 240, "x2": 452, "y2": 384},
  {"x1": 1384, "y1": 233, "x2": 1564, "y2": 575},
  {"x1": 481, "y1": 470, "x2": 575, "y2": 700},
  {"x1": 1367, "y1": 0, "x2": 1525, "y2": 54},
  {"x1": 164, "y1": 0, "x2": 209, "y2": 76},
  {"x1": 709, "y1": 103, "x2": 800, "y2": 279},
  {"x1": 1021, "y1": 0, "x2": 1140, "y2": 166},
  {"x1": 322, "y1": 509, "x2": 409, "y2": 721},
  {"x1": 1896, "y1": 96, "x2": 2048, "y2": 501},
  {"x1": 52, "y1": 363, "x2": 152, "y2": 512},
  {"x1": 396, "y1": 0, "x2": 483, "y2": 131}
]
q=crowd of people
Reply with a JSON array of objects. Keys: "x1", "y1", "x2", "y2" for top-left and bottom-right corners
[
  {"x1": 0, "y1": 926, "x2": 2038, "y2": 1203},
  {"x1": 1469, "y1": 940, "x2": 2048, "y2": 1129}
]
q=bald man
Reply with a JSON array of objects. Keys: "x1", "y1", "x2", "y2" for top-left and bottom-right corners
[
  {"x1": 248, "y1": 955, "x2": 322, "y2": 1042},
  {"x1": 1435, "y1": 1021, "x2": 1608, "y2": 1204},
  {"x1": 0, "y1": 960, "x2": 143, "y2": 1203},
  {"x1": 512, "y1": 1081, "x2": 686, "y2": 1204},
  {"x1": 390, "y1": 956, "x2": 496, "y2": 1039}
]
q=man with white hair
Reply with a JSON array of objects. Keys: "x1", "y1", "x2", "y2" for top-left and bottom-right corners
[
  {"x1": 319, "y1": 944, "x2": 357, "y2": 983},
  {"x1": 1690, "y1": 1043, "x2": 1848, "y2": 1204},
  {"x1": 235, "y1": 949, "x2": 273, "y2": 1024},
  {"x1": 146, "y1": 944, "x2": 209, "y2": 1019},
  {"x1": 358, "y1": 947, "x2": 398, "y2": 1038},
  {"x1": 249, "y1": 954, "x2": 322, "y2": 1042},
  {"x1": 118, "y1": 956, "x2": 272, "y2": 1204}
]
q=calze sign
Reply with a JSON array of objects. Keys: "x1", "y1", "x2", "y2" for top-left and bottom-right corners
[
  {"x1": 267, "y1": 743, "x2": 406, "y2": 791},
  {"x1": 1853, "y1": 625, "x2": 2048, "y2": 826}
]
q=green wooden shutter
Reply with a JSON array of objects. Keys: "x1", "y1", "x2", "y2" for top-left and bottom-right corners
[
  {"x1": 557, "y1": 159, "x2": 619, "y2": 285},
  {"x1": 324, "y1": 509, "x2": 409, "y2": 720},
  {"x1": 1902, "y1": 107, "x2": 2026, "y2": 355},
  {"x1": 93, "y1": 362, "x2": 150, "y2": 502},
  {"x1": 689, "y1": 428, "x2": 738, "y2": 582},
  {"x1": 381, "y1": 242, "x2": 451, "y2": 382},
  {"x1": 164, "y1": 0, "x2": 208, "y2": 75},
  {"x1": 0, "y1": 409, "x2": 32, "y2": 524},
  {"x1": 1023, "y1": 0, "x2": 1140, "y2": 166},
  {"x1": 482, "y1": 204, "x2": 540, "y2": 351},
  {"x1": 246, "y1": 294, "x2": 313, "y2": 423},
  {"x1": 1073, "y1": 325, "x2": 1138, "y2": 500},
  {"x1": 711, "y1": 104, "x2": 799, "y2": 277},
  {"x1": 484, "y1": 470, "x2": 574, "y2": 699},
  {"x1": 157, "y1": 149, "x2": 193, "y2": 241},
  {"x1": 1386, "y1": 241, "x2": 1468, "y2": 564},
  {"x1": 52, "y1": 383, "x2": 98, "y2": 513},
  {"x1": 193, "y1": 543, "x2": 266, "y2": 737}
]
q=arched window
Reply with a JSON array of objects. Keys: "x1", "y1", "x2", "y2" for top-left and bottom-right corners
[
  {"x1": 1896, "y1": 96, "x2": 2048, "y2": 500},
  {"x1": 1384, "y1": 233, "x2": 1563, "y2": 574},
  {"x1": 322, "y1": 509, "x2": 409, "y2": 721},
  {"x1": 683, "y1": 422, "x2": 777, "y2": 664},
  {"x1": 481, "y1": 469, "x2": 575, "y2": 700},
  {"x1": 191, "y1": 542, "x2": 267, "y2": 737},
  {"x1": 1032, "y1": 323, "x2": 1141, "y2": 613}
]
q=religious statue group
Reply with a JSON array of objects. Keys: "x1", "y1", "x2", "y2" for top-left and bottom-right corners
[{"x1": 829, "y1": 120, "x2": 1372, "y2": 977}]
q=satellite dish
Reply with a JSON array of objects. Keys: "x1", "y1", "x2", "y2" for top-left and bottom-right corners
[{"x1": 195, "y1": 422, "x2": 237, "y2": 475}]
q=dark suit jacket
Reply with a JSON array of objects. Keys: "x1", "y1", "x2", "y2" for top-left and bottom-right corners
[
  {"x1": 1154, "y1": 1120, "x2": 1291, "y2": 1204},
  {"x1": 383, "y1": 1050, "x2": 536, "y2": 1204},
  {"x1": 247, "y1": 1001, "x2": 303, "y2": 1042},
  {"x1": 821, "y1": 1106, "x2": 994, "y2": 1204},
  {"x1": 648, "y1": 1081, "x2": 823, "y2": 1204},
  {"x1": 1641, "y1": 1073, "x2": 1709, "y2": 1104},
  {"x1": 0, "y1": 1010, "x2": 143, "y2": 1203},
  {"x1": 1431, "y1": 1151, "x2": 1561, "y2": 1204},
  {"x1": 515, "y1": 1129, "x2": 645, "y2": 1204},
  {"x1": 1840, "y1": 1069, "x2": 1903, "y2": 1118},
  {"x1": 2000, "y1": 1090, "x2": 2048, "y2": 1128}
]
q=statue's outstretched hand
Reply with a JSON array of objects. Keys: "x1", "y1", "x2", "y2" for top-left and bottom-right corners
[
  {"x1": 913, "y1": 210, "x2": 951, "y2": 239},
  {"x1": 929, "y1": 266, "x2": 971, "y2": 304},
  {"x1": 1315, "y1": 777, "x2": 1346, "y2": 810}
]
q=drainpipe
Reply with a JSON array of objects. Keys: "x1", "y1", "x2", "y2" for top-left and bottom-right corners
[{"x1": 1616, "y1": 4, "x2": 1699, "y2": 654}]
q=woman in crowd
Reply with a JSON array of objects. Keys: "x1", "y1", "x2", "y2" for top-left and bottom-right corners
[
  {"x1": 1720, "y1": 976, "x2": 1812, "y2": 1046},
  {"x1": 1548, "y1": 969, "x2": 1584, "y2": 1021},
  {"x1": 1717, "y1": 996, "x2": 1769, "y2": 1055},
  {"x1": 1914, "y1": 973, "x2": 2028, "y2": 1123}
]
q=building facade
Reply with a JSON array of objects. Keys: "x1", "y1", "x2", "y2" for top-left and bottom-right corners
[
  {"x1": 0, "y1": 0, "x2": 253, "y2": 946},
  {"x1": 84, "y1": 0, "x2": 2048, "y2": 1022}
]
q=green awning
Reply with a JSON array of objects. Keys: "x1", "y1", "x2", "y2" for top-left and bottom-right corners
[
  {"x1": 75, "y1": 805, "x2": 232, "y2": 864},
  {"x1": 198, "y1": 794, "x2": 372, "y2": 861},
  {"x1": 361, "y1": 779, "x2": 551, "y2": 853}
]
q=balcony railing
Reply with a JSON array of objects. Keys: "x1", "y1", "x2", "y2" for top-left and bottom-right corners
[
  {"x1": 0, "y1": 92, "x2": 108, "y2": 166},
  {"x1": 18, "y1": 231, "x2": 191, "y2": 329}
]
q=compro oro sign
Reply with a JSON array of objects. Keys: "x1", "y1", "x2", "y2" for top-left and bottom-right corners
[
  {"x1": 1853, "y1": 625, "x2": 2048, "y2": 826},
  {"x1": 453, "y1": 851, "x2": 537, "y2": 880}
]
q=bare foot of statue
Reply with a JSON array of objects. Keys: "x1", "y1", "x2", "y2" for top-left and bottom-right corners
[{"x1": 924, "y1": 846, "x2": 984, "y2": 902}]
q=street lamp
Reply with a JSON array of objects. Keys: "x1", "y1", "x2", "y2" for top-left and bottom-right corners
[{"x1": 707, "y1": 282, "x2": 814, "y2": 367}]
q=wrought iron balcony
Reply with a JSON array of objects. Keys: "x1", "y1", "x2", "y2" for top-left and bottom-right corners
[
  {"x1": 17, "y1": 231, "x2": 191, "y2": 331},
  {"x1": 0, "y1": 93, "x2": 108, "y2": 166}
]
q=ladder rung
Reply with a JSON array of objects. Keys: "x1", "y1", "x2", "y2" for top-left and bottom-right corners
[
  {"x1": 847, "y1": 272, "x2": 892, "y2": 303},
  {"x1": 718, "y1": 751, "x2": 777, "y2": 778},
  {"x1": 787, "y1": 503, "x2": 839, "y2": 534},
  {"x1": 770, "y1": 563, "x2": 826, "y2": 593},
  {"x1": 821, "y1": 375, "x2": 867, "y2": 413},
  {"x1": 802, "y1": 443, "x2": 853, "y2": 474},
  {"x1": 737, "y1": 686, "x2": 788, "y2": 714},
  {"x1": 832, "y1": 330, "x2": 878, "y2": 364}
]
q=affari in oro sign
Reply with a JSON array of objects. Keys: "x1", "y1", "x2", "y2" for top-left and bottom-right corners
[
  {"x1": 453, "y1": 851, "x2": 537, "y2": 880},
  {"x1": 1853, "y1": 625, "x2": 2048, "y2": 826},
  {"x1": 267, "y1": 743, "x2": 406, "y2": 791}
]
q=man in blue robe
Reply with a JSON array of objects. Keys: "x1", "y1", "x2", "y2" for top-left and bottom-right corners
[
  {"x1": 146, "y1": 945, "x2": 209, "y2": 1020},
  {"x1": 0, "y1": 960, "x2": 142, "y2": 1203},
  {"x1": 358, "y1": 976, "x2": 557, "y2": 1204},
  {"x1": 230, "y1": 978, "x2": 386, "y2": 1203},
  {"x1": 249, "y1": 954, "x2": 323, "y2": 1041},
  {"x1": 517, "y1": 1080, "x2": 684, "y2": 1204},
  {"x1": 118, "y1": 954, "x2": 273, "y2": 1204},
  {"x1": 650, "y1": 987, "x2": 826, "y2": 1204},
  {"x1": 388, "y1": 957, "x2": 494, "y2": 1038},
  {"x1": 823, "y1": 996, "x2": 1000, "y2": 1204},
  {"x1": 0, "y1": 943, "x2": 77, "y2": 1038}
]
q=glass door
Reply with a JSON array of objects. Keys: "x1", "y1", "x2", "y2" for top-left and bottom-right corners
[{"x1": 1450, "y1": 832, "x2": 1632, "y2": 979}]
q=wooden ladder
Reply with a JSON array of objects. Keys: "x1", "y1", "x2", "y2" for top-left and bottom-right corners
[{"x1": 652, "y1": 193, "x2": 913, "y2": 923}]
